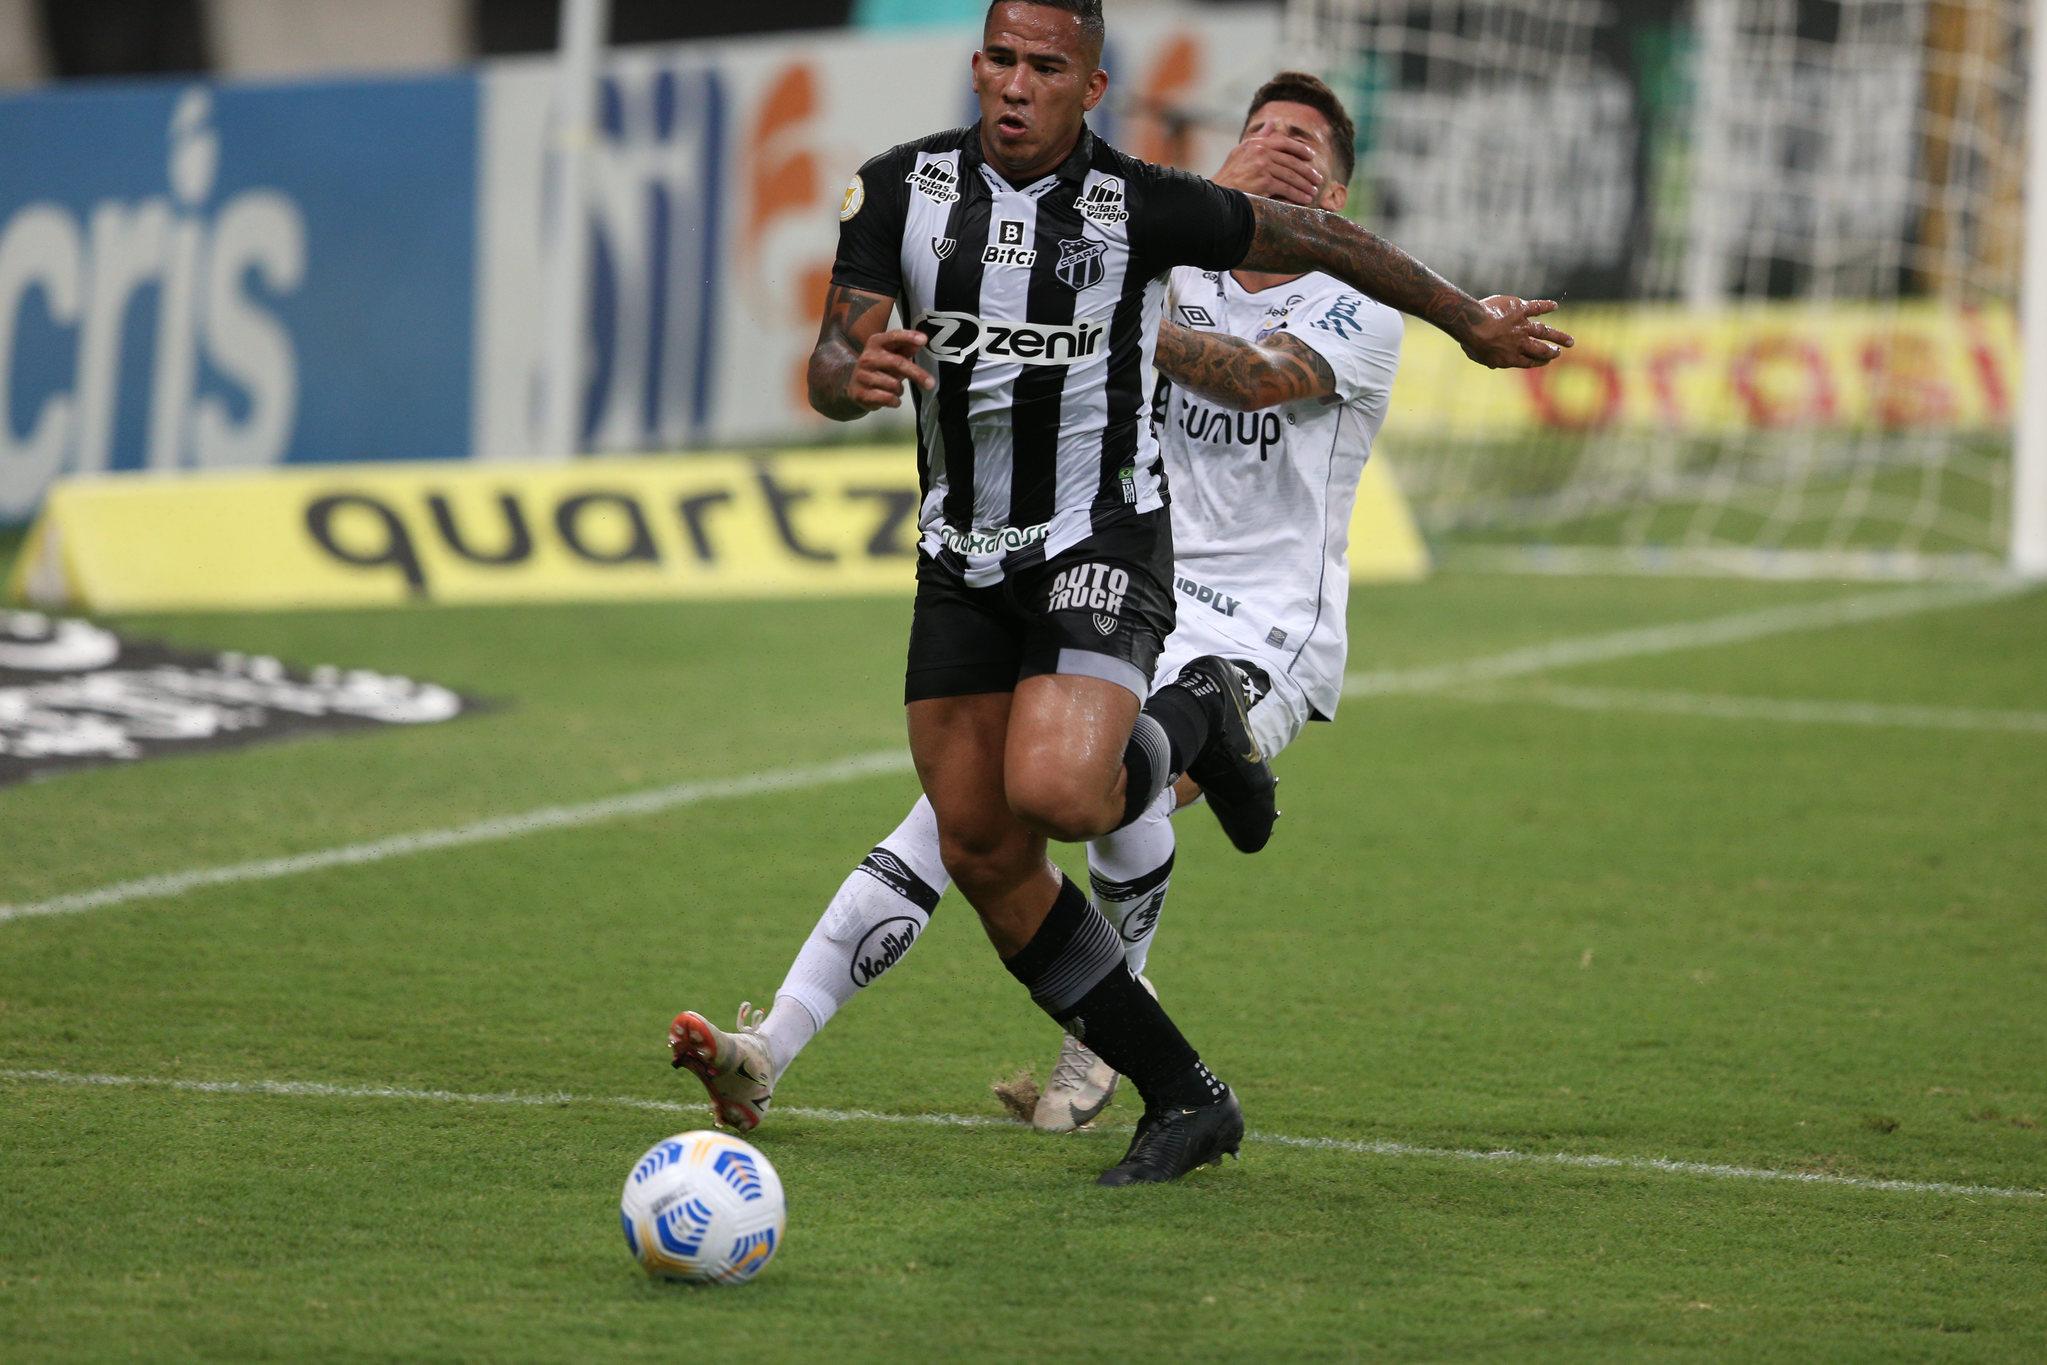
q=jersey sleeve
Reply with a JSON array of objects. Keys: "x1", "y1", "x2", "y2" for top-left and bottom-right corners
[
  {"x1": 1287, "y1": 291, "x2": 1403, "y2": 404},
  {"x1": 829, "y1": 148, "x2": 910, "y2": 298},
  {"x1": 1128, "y1": 163, "x2": 1256, "y2": 274}
]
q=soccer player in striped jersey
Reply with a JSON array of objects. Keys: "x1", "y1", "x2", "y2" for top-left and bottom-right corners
[{"x1": 672, "y1": 4, "x2": 1570, "y2": 1187}]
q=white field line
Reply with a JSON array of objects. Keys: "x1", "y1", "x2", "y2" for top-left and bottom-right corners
[
  {"x1": 3, "y1": 581, "x2": 2029, "y2": 926},
  {"x1": 1340, "y1": 579, "x2": 2025, "y2": 697},
  {"x1": 0, "y1": 750, "x2": 913, "y2": 925},
  {"x1": 3, "y1": 1066, "x2": 2039, "y2": 1204},
  {"x1": 1456, "y1": 684, "x2": 2047, "y2": 736}
]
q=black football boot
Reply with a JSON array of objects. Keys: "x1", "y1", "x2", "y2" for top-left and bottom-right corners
[
  {"x1": 1095, "y1": 1088, "x2": 1245, "y2": 1186},
  {"x1": 1178, "y1": 656, "x2": 1279, "y2": 853}
]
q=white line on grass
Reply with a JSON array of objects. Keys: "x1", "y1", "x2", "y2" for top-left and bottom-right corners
[
  {"x1": 0, "y1": 750, "x2": 913, "y2": 925},
  {"x1": 1340, "y1": 579, "x2": 2025, "y2": 697},
  {"x1": 1453, "y1": 684, "x2": 2047, "y2": 735},
  {"x1": 3, "y1": 1066, "x2": 2039, "y2": 1203},
  {"x1": 3, "y1": 580, "x2": 2029, "y2": 925}
]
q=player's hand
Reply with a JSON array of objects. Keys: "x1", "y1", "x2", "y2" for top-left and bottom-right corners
[
  {"x1": 847, "y1": 329, "x2": 936, "y2": 409},
  {"x1": 1213, "y1": 132, "x2": 1323, "y2": 206},
  {"x1": 1458, "y1": 296, "x2": 1574, "y2": 369}
]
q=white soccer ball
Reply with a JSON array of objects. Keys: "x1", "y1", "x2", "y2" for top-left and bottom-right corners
[{"x1": 619, "y1": 1131, "x2": 786, "y2": 1284}]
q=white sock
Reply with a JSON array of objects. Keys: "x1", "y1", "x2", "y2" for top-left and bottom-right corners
[
  {"x1": 1087, "y1": 785, "x2": 1177, "y2": 977},
  {"x1": 756, "y1": 797, "x2": 950, "y2": 1079}
]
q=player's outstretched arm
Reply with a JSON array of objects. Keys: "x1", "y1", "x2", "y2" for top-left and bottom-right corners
[
  {"x1": 1236, "y1": 199, "x2": 1573, "y2": 370},
  {"x1": 807, "y1": 283, "x2": 935, "y2": 421},
  {"x1": 1155, "y1": 321, "x2": 1335, "y2": 412}
]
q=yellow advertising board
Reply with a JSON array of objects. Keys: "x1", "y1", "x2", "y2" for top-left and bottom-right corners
[
  {"x1": 6, "y1": 447, "x2": 1429, "y2": 613},
  {"x1": 1387, "y1": 301, "x2": 2018, "y2": 437}
]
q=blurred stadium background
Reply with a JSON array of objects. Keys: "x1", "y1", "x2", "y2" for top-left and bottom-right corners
[{"x1": 2, "y1": 1, "x2": 2044, "y2": 1357}]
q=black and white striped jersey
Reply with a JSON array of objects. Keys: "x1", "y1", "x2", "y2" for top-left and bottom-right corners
[{"x1": 831, "y1": 123, "x2": 1255, "y2": 586}]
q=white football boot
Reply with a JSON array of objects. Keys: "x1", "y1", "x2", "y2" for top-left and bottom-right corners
[
  {"x1": 669, "y1": 1002, "x2": 776, "y2": 1132},
  {"x1": 1032, "y1": 975, "x2": 1155, "y2": 1134}
]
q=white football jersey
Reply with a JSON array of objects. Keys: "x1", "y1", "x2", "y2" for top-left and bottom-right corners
[{"x1": 1158, "y1": 265, "x2": 1403, "y2": 720}]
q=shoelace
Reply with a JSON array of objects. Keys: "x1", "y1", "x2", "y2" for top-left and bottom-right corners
[
  {"x1": 735, "y1": 1001, "x2": 768, "y2": 1033},
  {"x1": 1048, "y1": 1036, "x2": 1100, "y2": 1092}
]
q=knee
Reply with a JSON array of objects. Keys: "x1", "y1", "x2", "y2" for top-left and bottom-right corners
[
  {"x1": 1006, "y1": 767, "x2": 1113, "y2": 843},
  {"x1": 938, "y1": 827, "x2": 1031, "y2": 900}
]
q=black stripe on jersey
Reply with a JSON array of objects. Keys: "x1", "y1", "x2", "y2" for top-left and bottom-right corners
[
  {"x1": 933, "y1": 191, "x2": 993, "y2": 533},
  {"x1": 1093, "y1": 257, "x2": 1155, "y2": 527},
  {"x1": 1006, "y1": 183, "x2": 1083, "y2": 542}
]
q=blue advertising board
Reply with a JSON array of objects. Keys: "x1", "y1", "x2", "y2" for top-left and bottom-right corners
[{"x1": 0, "y1": 74, "x2": 476, "y2": 520}]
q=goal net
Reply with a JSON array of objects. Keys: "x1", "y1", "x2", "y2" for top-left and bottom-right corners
[{"x1": 1284, "y1": 0, "x2": 2032, "y2": 578}]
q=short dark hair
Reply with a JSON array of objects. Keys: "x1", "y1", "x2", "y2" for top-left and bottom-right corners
[
  {"x1": 1244, "y1": 71, "x2": 1356, "y2": 185},
  {"x1": 984, "y1": 0, "x2": 1105, "y2": 67}
]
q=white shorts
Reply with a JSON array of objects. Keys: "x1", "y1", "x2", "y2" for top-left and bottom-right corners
[{"x1": 1153, "y1": 601, "x2": 1313, "y2": 762}]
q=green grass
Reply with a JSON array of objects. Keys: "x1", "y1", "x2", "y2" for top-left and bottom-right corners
[
  {"x1": 1400, "y1": 435, "x2": 2011, "y2": 561},
  {"x1": 3, "y1": 572, "x2": 2045, "y2": 1360}
]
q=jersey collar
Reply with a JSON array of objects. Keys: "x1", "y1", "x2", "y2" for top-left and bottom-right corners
[{"x1": 962, "y1": 120, "x2": 1097, "y2": 194}]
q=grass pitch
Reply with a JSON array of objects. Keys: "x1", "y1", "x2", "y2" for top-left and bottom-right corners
[{"x1": 3, "y1": 564, "x2": 2044, "y2": 1360}]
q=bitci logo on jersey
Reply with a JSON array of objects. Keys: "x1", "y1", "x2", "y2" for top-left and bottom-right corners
[{"x1": 1046, "y1": 563, "x2": 1128, "y2": 624}]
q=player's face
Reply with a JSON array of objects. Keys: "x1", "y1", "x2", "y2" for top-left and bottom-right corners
[
  {"x1": 1242, "y1": 99, "x2": 1350, "y2": 212},
  {"x1": 972, "y1": 3, "x2": 1108, "y2": 181}
]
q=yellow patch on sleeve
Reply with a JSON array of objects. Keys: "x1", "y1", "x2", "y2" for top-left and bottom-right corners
[{"x1": 838, "y1": 174, "x2": 866, "y2": 222}]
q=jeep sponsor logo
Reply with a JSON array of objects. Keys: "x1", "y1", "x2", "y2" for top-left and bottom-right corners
[
  {"x1": 851, "y1": 916, "x2": 921, "y2": 987},
  {"x1": 905, "y1": 160, "x2": 960, "y2": 205},
  {"x1": 1175, "y1": 573, "x2": 1242, "y2": 619},
  {"x1": 937, "y1": 520, "x2": 1050, "y2": 557},
  {"x1": 0, "y1": 611, "x2": 475, "y2": 786},
  {"x1": 1177, "y1": 397, "x2": 1284, "y2": 461},
  {"x1": 1047, "y1": 563, "x2": 1128, "y2": 616},
  {"x1": 1254, "y1": 294, "x2": 1307, "y2": 343},
  {"x1": 914, "y1": 311, "x2": 1105, "y2": 366}
]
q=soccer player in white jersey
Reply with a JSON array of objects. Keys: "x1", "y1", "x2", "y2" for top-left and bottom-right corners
[{"x1": 671, "y1": 68, "x2": 1538, "y2": 1143}]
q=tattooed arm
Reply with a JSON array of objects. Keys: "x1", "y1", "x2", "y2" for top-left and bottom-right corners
[
  {"x1": 806, "y1": 283, "x2": 934, "y2": 421},
  {"x1": 1237, "y1": 198, "x2": 1571, "y2": 370},
  {"x1": 1155, "y1": 322, "x2": 1336, "y2": 412}
]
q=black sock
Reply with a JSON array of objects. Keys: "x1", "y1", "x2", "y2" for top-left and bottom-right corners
[
  {"x1": 1114, "y1": 681, "x2": 1215, "y2": 829},
  {"x1": 1004, "y1": 875, "x2": 1224, "y2": 1111},
  {"x1": 1146, "y1": 676, "x2": 1215, "y2": 773}
]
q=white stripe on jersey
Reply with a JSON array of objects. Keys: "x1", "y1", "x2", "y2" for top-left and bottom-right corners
[{"x1": 902, "y1": 149, "x2": 961, "y2": 530}]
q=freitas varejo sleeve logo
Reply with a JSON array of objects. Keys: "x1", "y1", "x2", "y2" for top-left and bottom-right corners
[
  {"x1": 838, "y1": 174, "x2": 865, "y2": 221},
  {"x1": 906, "y1": 162, "x2": 961, "y2": 205},
  {"x1": 1078, "y1": 180, "x2": 1129, "y2": 226}
]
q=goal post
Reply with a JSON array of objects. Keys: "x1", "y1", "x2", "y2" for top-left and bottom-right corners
[
  {"x1": 1285, "y1": 0, "x2": 2037, "y2": 580},
  {"x1": 2016, "y1": 0, "x2": 2047, "y2": 576}
]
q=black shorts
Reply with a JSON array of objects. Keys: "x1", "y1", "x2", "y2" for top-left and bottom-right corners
[{"x1": 904, "y1": 514, "x2": 1177, "y2": 704}]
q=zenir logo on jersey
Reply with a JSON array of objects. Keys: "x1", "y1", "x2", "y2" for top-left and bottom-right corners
[
  {"x1": 915, "y1": 311, "x2": 1106, "y2": 366},
  {"x1": 906, "y1": 161, "x2": 961, "y2": 205},
  {"x1": 1055, "y1": 238, "x2": 1107, "y2": 291},
  {"x1": 931, "y1": 237, "x2": 957, "y2": 260},
  {"x1": 1077, "y1": 180, "x2": 1129, "y2": 227}
]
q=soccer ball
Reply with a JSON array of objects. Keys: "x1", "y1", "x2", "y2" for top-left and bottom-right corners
[{"x1": 619, "y1": 1131, "x2": 786, "y2": 1284}]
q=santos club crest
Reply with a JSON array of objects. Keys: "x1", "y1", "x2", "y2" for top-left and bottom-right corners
[{"x1": 1056, "y1": 238, "x2": 1107, "y2": 292}]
